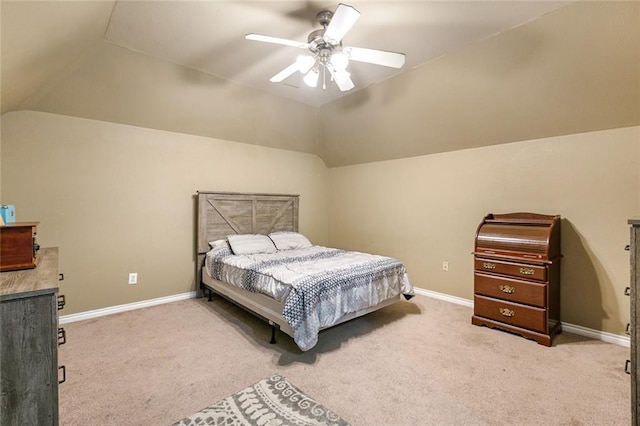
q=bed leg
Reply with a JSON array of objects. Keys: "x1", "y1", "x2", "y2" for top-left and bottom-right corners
[{"x1": 269, "y1": 322, "x2": 277, "y2": 344}]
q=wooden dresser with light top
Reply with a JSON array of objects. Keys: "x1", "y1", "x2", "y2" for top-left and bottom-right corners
[
  {"x1": 628, "y1": 218, "x2": 640, "y2": 424},
  {"x1": 0, "y1": 247, "x2": 65, "y2": 425},
  {"x1": 472, "y1": 213, "x2": 561, "y2": 346}
]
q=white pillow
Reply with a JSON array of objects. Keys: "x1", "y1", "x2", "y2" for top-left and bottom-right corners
[
  {"x1": 227, "y1": 234, "x2": 277, "y2": 255},
  {"x1": 208, "y1": 239, "x2": 229, "y2": 250},
  {"x1": 269, "y1": 231, "x2": 312, "y2": 251}
]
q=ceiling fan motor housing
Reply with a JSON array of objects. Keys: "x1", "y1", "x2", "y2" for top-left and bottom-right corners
[
  {"x1": 308, "y1": 10, "x2": 340, "y2": 56},
  {"x1": 307, "y1": 29, "x2": 326, "y2": 52}
]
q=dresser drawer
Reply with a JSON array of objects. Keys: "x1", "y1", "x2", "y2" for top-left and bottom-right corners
[
  {"x1": 474, "y1": 258, "x2": 547, "y2": 282},
  {"x1": 474, "y1": 294, "x2": 547, "y2": 333},
  {"x1": 474, "y1": 272, "x2": 547, "y2": 307}
]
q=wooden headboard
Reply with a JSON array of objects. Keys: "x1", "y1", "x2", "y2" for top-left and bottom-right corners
[
  {"x1": 195, "y1": 191, "x2": 299, "y2": 293},
  {"x1": 197, "y1": 191, "x2": 299, "y2": 255}
]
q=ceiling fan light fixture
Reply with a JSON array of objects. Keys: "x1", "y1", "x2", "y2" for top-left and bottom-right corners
[
  {"x1": 303, "y1": 68, "x2": 320, "y2": 87},
  {"x1": 296, "y1": 55, "x2": 315, "y2": 74}
]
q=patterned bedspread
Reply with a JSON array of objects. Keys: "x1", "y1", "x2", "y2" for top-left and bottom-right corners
[{"x1": 205, "y1": 245, "x2": 414, "y2": 351}]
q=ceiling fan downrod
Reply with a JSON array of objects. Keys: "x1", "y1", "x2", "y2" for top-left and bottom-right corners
[{"x1": 317, "y1": 10, "x2": 333, "y2": 28}]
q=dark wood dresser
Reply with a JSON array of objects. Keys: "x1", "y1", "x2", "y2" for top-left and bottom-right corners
[
  {"x1": 0, "y1": 247, "x2": 65, "y2": 425},
  {"x1": 472, "y1": 213, "x2": 561, "y2": 346},
  {"x1": 0, "y1": 222, "x2": 40, "y2": 271}
]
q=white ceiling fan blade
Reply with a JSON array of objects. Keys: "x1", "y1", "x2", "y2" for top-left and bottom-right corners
[
  {"x1": 246, "y1": 33, "x2": 309, "y2": 49},
  {"x1": 327, "y1": 66, "x2": 355, "y2": 92},
  {"x1": 334, "y1": 75, "x2": 355, "y2": 92},
  {"x1": 270, "y1": 63, "x2": 299, "y2": 83},
  {"x1": 323, "y1": 4, "x2": 360, "y2": 45},
  {"x1": 345, "y1": 46, "x2": 406, "y2": 69}
]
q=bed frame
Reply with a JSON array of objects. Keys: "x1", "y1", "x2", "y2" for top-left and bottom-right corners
[{"x1": 196, "y1": 191, "x2": 402, "y2": 345}]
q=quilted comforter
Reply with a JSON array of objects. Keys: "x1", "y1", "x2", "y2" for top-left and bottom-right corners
[{"x1": 205, "y1": 245, "x2": 414, "y2": 351}]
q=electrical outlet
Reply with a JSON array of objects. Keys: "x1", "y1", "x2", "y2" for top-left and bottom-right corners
[
  {"x1": 442, "y1": 261, "x2": 449, "y2": 272},
  {"x1": 128, "y1": 273, "x2": 137, "y2": 285}
]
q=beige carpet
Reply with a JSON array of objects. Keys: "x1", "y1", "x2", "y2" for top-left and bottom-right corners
[{"x1": 58, "y1": 295, "x2": 629, "y2": 425}]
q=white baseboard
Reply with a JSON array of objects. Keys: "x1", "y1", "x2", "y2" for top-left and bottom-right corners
[
  {"x1": 413, "y1": 287, "x2": 630, "y2": 348},
  {"x1": 560, "y1": 322, "x2": 630, "y2": 347},
  {"x1": 59, "y1": 287, "x2": 630, "y2": 348},
  {"x1": 59, "y1": 291, "x2": 196, "y2": 324},
  {"x1": 414, "y1": 287, "x2": 474, "y2": 308}
]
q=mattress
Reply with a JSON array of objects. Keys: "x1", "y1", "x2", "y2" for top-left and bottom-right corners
[{"x1": 205, "y1": 245, "x2": 414, "y2": 350}]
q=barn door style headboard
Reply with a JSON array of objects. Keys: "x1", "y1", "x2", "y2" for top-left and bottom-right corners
[{"x1": 195, "y1": 191, "x2": 299, "y2": 293}]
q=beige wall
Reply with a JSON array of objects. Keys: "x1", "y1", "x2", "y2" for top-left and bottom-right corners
[
  {"x1": 0, "y1": 111, "x2": 329, "y2": 314},
  {"x1": 327, "y1": 126, "x2": 640, "y2": 335},
  {"x1": 1, "y1": 118, "x2": 638, "y2": 336}
]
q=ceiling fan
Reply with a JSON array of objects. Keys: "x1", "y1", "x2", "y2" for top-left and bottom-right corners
[{"x1": 246, "y1": 3, "x2": 406, "y2": 92}]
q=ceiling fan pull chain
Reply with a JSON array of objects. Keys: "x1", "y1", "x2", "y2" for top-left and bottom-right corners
[{"x1": 322, "y1": 66, "x2": 327, "y2": 90}]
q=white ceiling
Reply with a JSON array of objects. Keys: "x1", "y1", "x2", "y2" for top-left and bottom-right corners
[{"x1": 104, "y1": 1, "x2": 570, "y2": 107}]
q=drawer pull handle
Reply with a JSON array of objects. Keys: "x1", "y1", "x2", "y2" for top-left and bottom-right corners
[
  {"x1": 625, "y1": 287, "x2": 631, "y2": 296},
  {"x1": 58, "y1": 365, "x2": 66, "y2": 384},
  {"x1": 519, "y1": 267, "x2": 535, "y2": 276},
  {"x1": 57, "y1": 294, "x2": 66, "y2": 310},
  {"x1": 483, "y1": 262, "x2": 496, "y2": 270},
  {"x1": 499, "y1": 285, "x2": 516, "y2": 294},
  {"x1": 625, "y1": 360, "x2": 631, "y2": 375},
  {"x1": 626, "y1": 323, "x2": 631, "y2": 335},
  {"x1": 499, "y1": 308, "x2": 515, "y2": 317},
  {"x1": 625, "y1": 245, "x2": 630, "y2": 251},
  {"x1": 58, "y1": 327, "x2": 66, "y2": 345}
]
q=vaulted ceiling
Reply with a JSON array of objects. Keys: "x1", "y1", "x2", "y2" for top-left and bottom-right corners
[
  {"x1": 103, "y1": 1, "x2": 571, "y2": 106},
  {"x1": 1, "y1": 1, "x2": 638, "y2": 167},
  {"x1": 2, "y1": 1, "x2": 570, "y2": 110}
]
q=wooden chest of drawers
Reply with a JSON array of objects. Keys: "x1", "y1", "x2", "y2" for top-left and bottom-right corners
[
  {"x1": 472, "y1": 213, "x2": 561, "y2": 346},
  {"x1": 0, "y1": 222, "x2": 40, "y2": 271}
]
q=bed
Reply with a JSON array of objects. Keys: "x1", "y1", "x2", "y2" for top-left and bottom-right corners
[{"x1": 196, "y1": 191, "x2": 414, "y2": 351}]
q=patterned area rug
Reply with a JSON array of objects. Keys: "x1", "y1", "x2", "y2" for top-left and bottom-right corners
[{"x1": 171, "y1": 374, "x2": 350, "y2": 426}]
